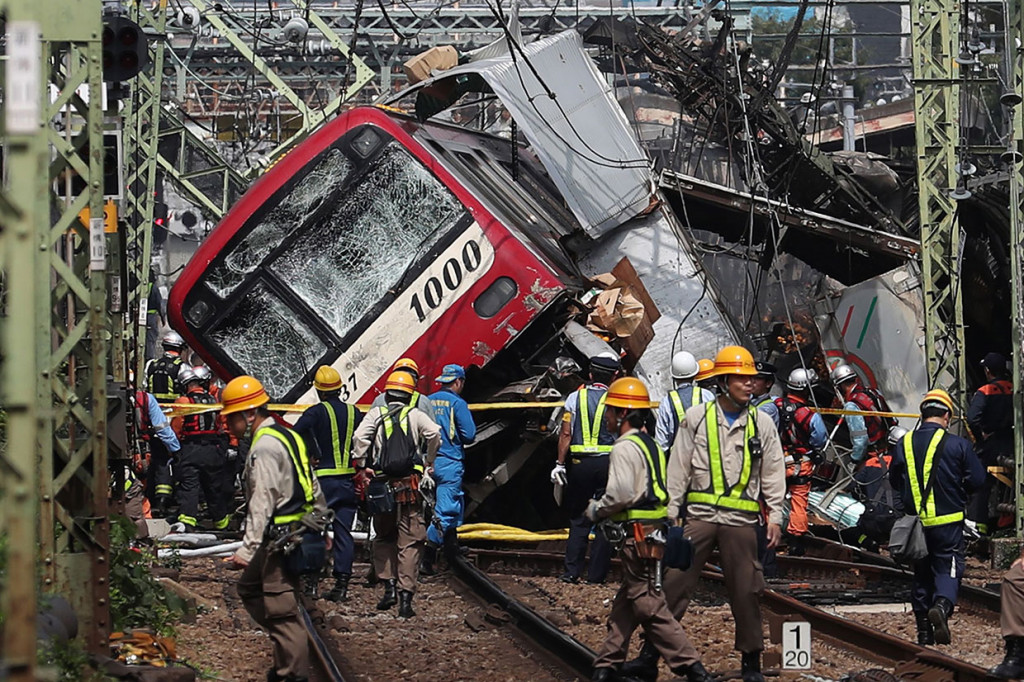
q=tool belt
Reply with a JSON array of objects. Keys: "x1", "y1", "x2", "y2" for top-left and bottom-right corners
[
  {"x1": 632, "y1": 522, "x2": 666, "y2": 561},
  {"x1": 391, "y1": 473, "x2": 421, "y2": 505}
]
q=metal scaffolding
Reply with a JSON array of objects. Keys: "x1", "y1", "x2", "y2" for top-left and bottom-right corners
[
  {"x1": 1008, "y1": 0, "x2": 1024, "y2": 538},
  {"x1": 1, "y1": 0, "x2": 109, "y2": 678}
]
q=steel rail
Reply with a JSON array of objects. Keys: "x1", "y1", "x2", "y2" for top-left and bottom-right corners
[{"x1": 299, "y1": 602, "x2": 348, "y2": 682}]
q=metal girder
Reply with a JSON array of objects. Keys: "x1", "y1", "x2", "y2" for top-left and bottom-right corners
[
  {"x1": 910, "y1": 0, "x2": 967, "y2": 404},
  {"x1": 122, "y1": 0, "x2": 169, "y2": 384},
  {"x1": 1007, "y1": 0, "x2": 1024, "y2": 538},
  {"x1": 1, "y1": 0, "x2": 109, "y2": 672}
]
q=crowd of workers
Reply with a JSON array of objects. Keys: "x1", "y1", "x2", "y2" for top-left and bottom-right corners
[{"x1": 132, "y1": 330, "x2": 1024, "y2": 682}]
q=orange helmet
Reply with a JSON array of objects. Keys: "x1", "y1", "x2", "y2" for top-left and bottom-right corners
[
  {"x1": 710, "y1": 345, "x2": 757, "y2": 377},
  {"x1": 921, "y1": 388, "x2": 955, "y2": 416},
  {"x1": 394, "y1": 358, "x2": 420, "y2": 376},
  {"x1": 604, "y1": 377, "x2": 652, "y2": 410},
  {"x1": 220, "y1": 375, "x2": 269, "y2": 416},
  {"x1": 384, "y1": 371, "x2": 416, "y2": 395},
  {"x1": 313, "y1": 365, "x2": 343, "y2": 392},
  {"x1": 695, "y1": 359, "x2": 716, "y2": 382}
]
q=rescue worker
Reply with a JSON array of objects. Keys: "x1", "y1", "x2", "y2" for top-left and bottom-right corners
[
  {"x1": 146, "y1": 330, "x2": 186, "y2": 402},
  {"x1": 585, "y1": 378, "x2": 713, "y2": 682},
  {"x1": 195, "y1": 365, "x2": 243, "y2": 496},
  {"x1": 751, "y1": 361, "x2": 779, "y2": 427},
  {"x1": 989, "y1": 546, "x2": 1024, "y2": 679},
  {"x1": 293, "y1": 366, "x2": 363, "y2": 602},
  {"x1": 695, "y1": 358, "x2": 717, "y2": 394},
  {"x1": 551, "y1": 352, "x2": 621, "y2": 584},
  {"x1": 851, "y1": 425, "x2": 906, "y2": 551},
  {"x1": 226, "y1": 375, "x2": 329, "y2": 682},
  {"x1": 423, "y1": 364, "x2": 476, "y2": 572},
  {"x1": 831, "y1": 364, "x2": 894, "y2": 466},
  {"x1": 172, "y1": 366, "x2": 230, "y2": 531},
  {"x1": 774, "y1": 368, "x2": 828, "y2": 555},
  {"x1": 636, "y1": 345, "x2": 785, "y2": 682},
  {"x1": 888, "y1": 389, "x2": 985, "y2": 645},
  {"x1": 966, "y1": 352, "x2": 1013, "y2": 534},
  {"x1": 353, "y1": 371, "x2": 441, "y2": 618},
  {"x1": 135, "y1": 388, "x2": 181, "y2": 516},
  {"x1": 654, "y1": 351, "x2": 715, "y2": 451},
  {"x1": 370, "y1": 357, "x2": 437, "y2": 421}
]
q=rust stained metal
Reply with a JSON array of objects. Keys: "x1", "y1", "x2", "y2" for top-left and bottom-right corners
[
  {"x1": 472, "y1": 340, "x2": 497, "y2": 364},
  {"x1": 523, "y1": 276, "x2": 562, "y2": 312}
]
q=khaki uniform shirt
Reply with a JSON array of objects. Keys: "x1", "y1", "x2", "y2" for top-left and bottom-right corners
[
  {"x1": 593, "y1": 429, "x2": 650, "y2": 519},
  {"x1": 239, "y1": 417, "x2": 328, "y2": 563},
  {"x1": 352, "y1": 403, "x2": 441, "y2": 470},
  {"x1": 667, "y1": 400, "x2": 786, "y2": 526}
]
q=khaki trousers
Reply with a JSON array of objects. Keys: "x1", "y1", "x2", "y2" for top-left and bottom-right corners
[
  {"x1": 1002, "y1": 560, "x2": 1024, "y2": 638},
  {"x1": 662, "y1": 519, "x2": 766, "y2": 653},
  {"x1": 595, "y1": 540, "x2": 700, "y2": 670},
  {"x1": 237, "y1": 543, "x2": 309, "y2": 678},
  {"x1": 373, "y1": 499, "x2": 426, "y2": 592}
]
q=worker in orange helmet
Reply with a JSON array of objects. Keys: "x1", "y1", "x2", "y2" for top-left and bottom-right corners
[
  {"x1": 694, "y1": 358, "x2": 718, "y2": 395},
  {"x1": 353, "y1": 370, "x2": 441, "y2": 618},
  {"x1": 370, "y1": 357, "x2": 437, "y2": 421},
  {"x1": 226, "y1": 375, "x2": 330, "y2": 682}
]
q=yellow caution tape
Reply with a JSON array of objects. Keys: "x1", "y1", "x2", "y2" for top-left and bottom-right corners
[{"x1": 812, "y1": 407, "x2": 921, "y2": 420}]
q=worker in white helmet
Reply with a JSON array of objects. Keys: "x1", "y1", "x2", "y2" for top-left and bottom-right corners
[{"x1": 654, "y1": 352, "x2": 715, "y2": 452}]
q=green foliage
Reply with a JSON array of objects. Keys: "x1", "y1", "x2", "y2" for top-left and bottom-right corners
[
  {"x1": 109, "y1": 517, "x2": 185, "y2": 636},
  {"x1": 37, "y1": 637, "x2": 103, "y2": 682},
  {"x1": 750, "y1": 8, "x2": 860, "y2": 69}
]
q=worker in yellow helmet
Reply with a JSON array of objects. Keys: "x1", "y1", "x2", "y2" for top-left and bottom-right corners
[
  {"x1": 625, "y1": 346, "x2": 785, "y2": 682},
  {"x1": 293, "y1": 366, "x2": 364, "y2": 602},
  {"x1": 225, "y1": 375, "x2": 330, "y2": 682},
  {"x1": 353, "y1": 370, "x2": 441, "y2": 618},
  {"x1": 694, "y1": 358, "x2": 717, "y2": 394},
  {"x1": 370, "y1": 357, "x2": 437, "y2": 421},
  {"x1": 586, "y1": 377, "x2": 713, "y2": 682},
  {"x1": 888, "y1": 388, "x2": 984, "y2": 646}
]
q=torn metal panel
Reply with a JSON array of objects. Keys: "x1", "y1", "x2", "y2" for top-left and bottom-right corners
[
  {"x1": 388, "y1": 30, "x2": 654, "y2": 237},
  {"x1": 812, "y1": 265, "x2": 953, "y2": 424},
  {"x1": 575, "y1": 202, "x2": 739, "y2": 396}
]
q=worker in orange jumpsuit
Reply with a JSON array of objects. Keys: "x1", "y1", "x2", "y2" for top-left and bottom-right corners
[{"x1": 773, "y1": 368, "x2": 827, "y2": 555}]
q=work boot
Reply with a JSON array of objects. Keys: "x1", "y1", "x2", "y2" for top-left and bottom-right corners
[
  {"x1": 559, "y1": 573, "x2": 580, "y2": 584},
  {"x1": 928, "y1": 597, "x2": 953, "y2": 645},
  {"x1": 301, "y1": 574, "x2": 320, "y2": 600},
  {"x1": 267, "y1": 670, "x2": 309, "y2": 682},
  {"x1": 914, "y1": 610, "x2": 934, "y2": 645},
  {"x1": 592, "y1": 667, "x2": 615, "y2": 682},
  {"x1": 397, "y1": 590, "x2": 416, "y2": 619},
  {"x1": 363, "y1": 563, "x2": 379, "y2": 587},
  {"x1": 376, "y1": 579, "x2": 397, "y2": 610},
  {"x1": 326, "y1": 574, "x2": 350, "y2": 603},
  {"x1": 990, "y1": 637, "x2": 1024, "y2": 679},
  {"x1": 741, "y1": 651, "x2": 765, "y2": 682},
  {"x1": 672, "y1": 661, "x2": 714, "y2": 682},
  {"x1": 420, "y1": 545, "x2": 437, "y2": 578},
  {"x1": 443, "y1": 526, "x2": 461, "y2": 561},
  {"x1": 619, "y1": 639, "x2": 660, "y2": 681}
]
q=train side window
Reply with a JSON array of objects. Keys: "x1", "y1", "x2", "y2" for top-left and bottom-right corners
[{"x1": 473, "y1": 277, "x2": 518, "y2": 318}]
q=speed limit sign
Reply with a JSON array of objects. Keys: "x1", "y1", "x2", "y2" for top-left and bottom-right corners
[{"x1": 782, "y1": 621, "x2": 812, "y2": 670}]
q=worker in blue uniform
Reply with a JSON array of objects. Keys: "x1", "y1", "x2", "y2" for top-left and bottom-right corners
[
  {"x1": 294, "y1": 365, "x2": 363, "y2": 602},
  {"x1": 888, "y1": 389, "x2": 986, "y2": 645},
  {"x1": 551, "y1": 352, "x2": 621, "y2": 584},
  {"x1": 422, "y1": 364, "x2": 477, "y2": 574},
  {"x1": 966, "y1": 352, "x2": 1013, "y2": 534},
  {"x1": 654, "y1": 351, "x2": 715, "y2": 451}
]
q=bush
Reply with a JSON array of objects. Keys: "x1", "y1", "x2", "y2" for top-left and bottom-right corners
[{"x1": 109, "y1": 517, "x2": 185, "y2": 636}]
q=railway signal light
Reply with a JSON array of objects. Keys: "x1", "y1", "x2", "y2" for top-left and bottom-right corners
[{"x1": 101, "y1": 17, "x2": 149, "y2": 82}]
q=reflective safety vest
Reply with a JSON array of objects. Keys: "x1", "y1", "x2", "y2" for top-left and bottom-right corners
[
  {"x1": 686, "y1": 402, "x2": 761, "y2": 514},
  {"x1": 848, "y1": 387, "x2": 894, "y2": 446},
  {"x1": 148, "y1": 355, "x2": 182, "y2": 401},
  {"x1": 569, "y1": 387, "x2": 614, "y2": 455},
  {"x1": 379, "y1": 404, "x2": 424, "y2": 474},
  {"x1": 610, "y1": 432, "x2": 669, "y2": 522},
  {"x1": 254, "y1": 424, "x2": 316, "y2": 525},
  {"x1": 902, "y1": 428, "x2": 962, "y2": 527},
  {"x1": 317, "y1": 400, "x2": 356, "y2": 476},
  {"x1": 669, "y1": 384, "x2": 706, "y2": 423},
  {"x1": 180, "y1": 391, "x2": 220, "y2": 441}
]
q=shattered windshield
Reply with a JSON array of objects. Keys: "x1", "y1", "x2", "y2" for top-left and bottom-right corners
[
  {"x1": 269, "y1": 142, "x2": 464, "y2": 336},
  {"x1": 208, "y1": 282, "x2": 326, "y2": 399},
  {"x1": 206, "y1": 148, "x2": 353, "y2": 297}
]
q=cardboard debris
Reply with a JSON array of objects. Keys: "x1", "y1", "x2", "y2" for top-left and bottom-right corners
[
  {"x1": 403, "y1": 46, "x2": 459, "y2": 84},
  {"x1": 586, "y1": 257, "x2": 661, "y2": 366}
]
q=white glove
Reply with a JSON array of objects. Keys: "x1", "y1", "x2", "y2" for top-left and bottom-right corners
[
  {"x1": 420, "y1": 469, "x2": 436, "y2": 492},
  {"x1": 550, "y1": 463, "x2": 567, "y2": 486}
]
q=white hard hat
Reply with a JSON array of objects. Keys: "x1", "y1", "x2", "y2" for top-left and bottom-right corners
[
  {"x1": 888, "y1": 425, "x2": 909, "y2": 446},
  {"x1": 786, "y1": 367, "x2": 818, "y2": 391},
  {"x1": 193, "y1": 365, "x2": 212, "y2": 383},
  {"x1": 161, "y1": 330, "x2": 185, "y2": 350},
  {"x1": 830, "y1": 363, "x2": 858, "y2": 385},
  {"x1": 177, "y1": 365, "x2": 197, "y2": 386},
  {"x1": 671, "y1": 351, "x2": 700, "y2": 380}
]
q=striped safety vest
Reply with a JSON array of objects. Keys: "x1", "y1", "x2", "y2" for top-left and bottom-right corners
[
  {"x1": 902, "y1": 429, "x2": 962, "y2": 527},
  {"x1": 610, "y1": 433, "x2": 669, "y2": 522},
  {"x1": 686, "y1": 402, "x2": 761, "y2": 514},
  {"x1": 569, "y1": 387, "x2": 614, "y2": 455},
  {"x1": 316, "y1": 400, "x2": 356, "y2": 476},
  {"x1": 253, "y1": 424, "x2": 316, "y2": 525}
]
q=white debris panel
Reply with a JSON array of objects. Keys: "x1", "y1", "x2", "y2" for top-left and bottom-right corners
[{"x1": 398, "y1": 30, "x2": 654, "y2": 238}]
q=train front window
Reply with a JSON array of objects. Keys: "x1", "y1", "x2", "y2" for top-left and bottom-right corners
[
  {"x1": 208, "y1": 282, "x2": 327, "y2": 398},
  {"x1": 206, "y1": 148, "x2": 354, "y2": 297},
  {"x1": 268, "y1": 142, "x2": 465, "y2": 336}
]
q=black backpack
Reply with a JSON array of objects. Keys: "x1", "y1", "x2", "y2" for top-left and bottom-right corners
[{"x1": 373, "y1": 405, "x2": 421, "y2": 477}]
